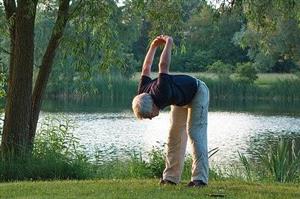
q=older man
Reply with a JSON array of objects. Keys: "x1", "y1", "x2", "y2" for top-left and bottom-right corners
[{"x1": 132, "y1": 35, "x2": 209, "y2": 187}]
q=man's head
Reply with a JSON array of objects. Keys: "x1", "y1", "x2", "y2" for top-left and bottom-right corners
[{"x1": 132, "y1": 93, "x2": 159, "y2": 119}]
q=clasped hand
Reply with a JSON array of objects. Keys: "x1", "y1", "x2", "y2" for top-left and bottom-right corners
[{"x1": 151, "y1": 35, "x2": 173, "y2": 48}]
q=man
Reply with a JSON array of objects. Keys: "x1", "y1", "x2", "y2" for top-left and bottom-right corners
[{"x1": 132, "y1": 35, "x2": 209, "y2": 187}]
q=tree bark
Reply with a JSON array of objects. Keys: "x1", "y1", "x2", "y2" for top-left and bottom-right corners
[
  {"x1": 1, "y1": 0, "x2": 37, "y2": 156},
  {"x1": 3, "y1": 0, "x2": 16, "y2": 122}
]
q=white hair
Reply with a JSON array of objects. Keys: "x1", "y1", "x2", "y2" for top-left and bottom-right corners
[{"x1": 132, "y1": 93, "x2": 153, "y2": 119}]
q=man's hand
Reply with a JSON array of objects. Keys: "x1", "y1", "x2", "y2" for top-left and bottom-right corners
[
  {"x1": 150, "y1": 35, "x2": 166, "y2": 48},
  {"x1": 162, "y1": 35, "x2": 173, "y2": 44}
]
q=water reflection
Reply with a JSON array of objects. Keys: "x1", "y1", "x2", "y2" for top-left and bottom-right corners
[
  {"x1": 40, "y1": 99, "x2": 300, "y2": 164},
  {"x1": 39, "y1": 110, "x2": 300, "y2": 165},
  {"x1": 210, "y1": 99, "x2": 300, "y2": 116},
  {"x1": 43, "y1": 99, "x2": 300, "y2": 116}
]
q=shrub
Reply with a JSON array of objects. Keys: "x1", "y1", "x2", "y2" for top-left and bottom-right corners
[
  {"x1": 235, "y1": 62, "x2": 258, "y2": 84},
  {"x1": 0, "y1": 116, "x2": 93, "y2": 181},
  {"x1": 208, "y1": 60, "x2": 233, "y2": 76}
]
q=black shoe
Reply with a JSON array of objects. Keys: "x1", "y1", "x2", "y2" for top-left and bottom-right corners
[
  {"x1": 159, "y1": 178, "x2": 177, "y2": 185},
  {"x1": 187, "y1": 180, "x2": 207, "y2": 188}
]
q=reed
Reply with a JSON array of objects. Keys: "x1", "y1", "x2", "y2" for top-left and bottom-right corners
[
  {"x1": 238, "y1": 136, "x2": 300, "y2": 183},
  {"x1": 45, "y1": 73, "x2": 300, "y2": 106}
]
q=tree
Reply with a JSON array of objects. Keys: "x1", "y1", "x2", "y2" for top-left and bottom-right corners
[
  {"x1": 183, "y1": 4, "x2": 248, "y2": 71},
  {"x1": 1, "y1": 0, "x2": 72, "y2": 157},
  {"x1": 233, "y1": 0, "x2": 300, "y2": 72}
]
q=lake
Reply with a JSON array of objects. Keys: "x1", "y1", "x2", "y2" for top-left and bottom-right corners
[{"x1": 40, "y1": 99, "x2": 300, "y2": 166}]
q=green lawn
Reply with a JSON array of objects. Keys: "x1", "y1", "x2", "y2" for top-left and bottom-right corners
[
  {"x1": 0, "y1": 179, "x2": 299, "y2": 199},
  {"x1": 255, "y1": 73, "x2": 299, "y2": 85}
]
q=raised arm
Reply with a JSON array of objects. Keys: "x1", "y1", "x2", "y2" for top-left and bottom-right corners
[
  {"x1": 141, "y1": 36, "x2": 165, "y2": 77},
  {"x1": 159, "y1": 36, "x2": 173, "y2": 74}
]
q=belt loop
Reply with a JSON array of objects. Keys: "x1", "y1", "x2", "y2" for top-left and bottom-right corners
[{"x1": 196, "y1": 79, "x2": 200, "y2": 88}]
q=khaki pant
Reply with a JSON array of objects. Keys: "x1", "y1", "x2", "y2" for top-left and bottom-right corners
[{"x1": 163, "y1": 80, "x2": 209, "y2": 184}]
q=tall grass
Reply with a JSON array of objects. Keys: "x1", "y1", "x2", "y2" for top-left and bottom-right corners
[
  {"x1": 45, "y1": 73, "x2": 300, "y2": 106},
  {"x1": 238, "y1": 136, "x2": 300, "y2": 183},
  {"x1": 46, "y1": 73, "x2": 137, "y2": 106},
  {"x1": 93, "y1": 145, "x2": 220, "y2": 180},
  {"x1": 199, "y1": 76, "x2": 300, "y2": 101},
  {"x1": 0, "y1": 116, "x2": 93, "y2": 181}
]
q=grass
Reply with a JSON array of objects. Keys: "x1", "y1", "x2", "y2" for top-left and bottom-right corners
[
  {"x1": 255, "y1": 73, "x2": 299, "y2": 86},
  {"x1": 0, "y1": 179, "x2": 299, "y2": 199}
]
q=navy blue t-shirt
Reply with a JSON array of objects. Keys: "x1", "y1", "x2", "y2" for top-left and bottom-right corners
[{"x1": 137, "y1": 73, "x2": 198, "y2": 110}]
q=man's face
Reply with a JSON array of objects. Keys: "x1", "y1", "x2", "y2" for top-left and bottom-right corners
[{"x1": 144, "y1": 103, "x2": 159, "y2": 120}]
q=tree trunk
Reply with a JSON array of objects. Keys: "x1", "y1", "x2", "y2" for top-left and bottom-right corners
[
  {"x1": 29, "y1": 0, "x2": 71, "y2": 146},
  {"x1": 1, "y1": 0, "x2": 37, "y2": 156},
  {"x1": 1, "y1": 0, "x2": 71, "y2": 157}
]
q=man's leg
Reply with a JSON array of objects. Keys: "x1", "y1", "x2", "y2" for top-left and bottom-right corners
[
  {"x1": 163, "y1": 105, "x2": 188, "y2": 184},
  {"x1": 187, "y1": 80, "x2": 209, "y2": 184}
]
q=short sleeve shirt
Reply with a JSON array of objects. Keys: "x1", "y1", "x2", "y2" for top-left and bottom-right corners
[{"x1": 137, "y1": 73, "x2": 198, "y2": 110}]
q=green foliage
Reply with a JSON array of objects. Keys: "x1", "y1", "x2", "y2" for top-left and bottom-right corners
[
  {"x1": 185, "y1": 4, "x2": 248, "y2": 69},
  {"x1": 261, "y1": 138, "x2": 300, "y2": 183},
  {"x1": 146, "y1": 144, "x2": 165, "y2": 178},
  {"x1": 235, "y1": 0, "x2": 300, "y2": 72},
  {"x1": 0, "y1": 71, "x2": 6, "y2": 98},
  {"x1": 234, "y1": 62, "x2": 258, "y2": 83},
  {"x1": 61, "y1": 0, "x2": 127, "y2": 73},
  {"x1": 0, "y1": 3, "x2": 9, "y2": 75},
  {"x1": 94, "y1": 144, "x2": 219, "y2": 180},
  {"x1": 190, "y1": 50, "x2": 215, "y2": 71},
  {"x1": 0, "y1": 116, "x2": 92, "y2": 181},
  {"x1": 145, "y1": 0, "x2": 184, "y2": 39},
  {"x1": 239, "y1": 135, "x2": 300, "y2": 183},
  {"x1": 242, "y1": 0, "x2": 299, "y2": 29},
  {"x1": 95, "y1": 151, "x2": 152, "y2": 179},
  {"x1": 238, "y1": 152, "x2": 254, "y2": 182},
  {"x1": 34, "y1": 116, "x2": 86, "y2": 161},
  {"x1": 253, "y1": 53, "x2": 277, "y2": 73},
  {"x1": 207, "y1": 60, "x2": 234, "y2": 78}
]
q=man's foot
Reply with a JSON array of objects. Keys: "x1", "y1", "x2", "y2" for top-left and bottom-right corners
[
  {"x1": 187, "y1": 180, "x2": 207, "y2": 188},
  {"x1": 159, "y1": 178, "x2": 177, "y2": 185}
]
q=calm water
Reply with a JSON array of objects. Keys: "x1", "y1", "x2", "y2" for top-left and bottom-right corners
[{"x1": 40, "y1": 99, "x2": 300, "y2": 165}]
